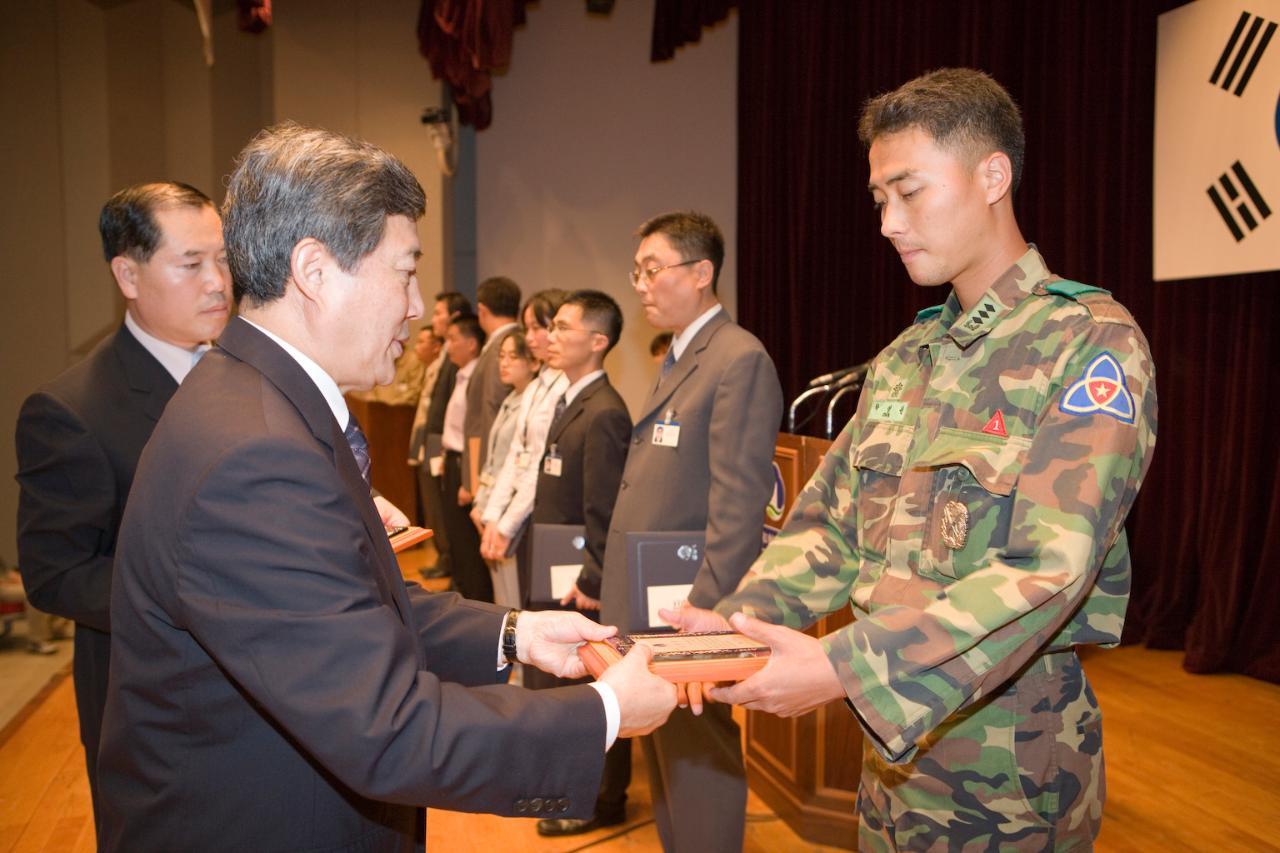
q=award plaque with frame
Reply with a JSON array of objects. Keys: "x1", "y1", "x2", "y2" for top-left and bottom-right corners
[
  {"x1": 387, "y1": 526, "x2": 432, "y2": 553},
  {"x1": 579, "y1": 630, "x2": 770, "y2": 683}
]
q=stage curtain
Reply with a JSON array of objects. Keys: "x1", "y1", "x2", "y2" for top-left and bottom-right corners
[
  {"x1": 650, "y1": 0, "x2": 736, "y2": 61},
  {"x1": 736, "y1": 0, "x2": 1280, "y2": 683}
]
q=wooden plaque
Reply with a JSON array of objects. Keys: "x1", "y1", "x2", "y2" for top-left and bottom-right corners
[
  {"x1": 579, "y1": 631, "x2": 769, "y2": 683},
  {"x1": 388, "y1": 526, "x2": 432, "y2": 553}
]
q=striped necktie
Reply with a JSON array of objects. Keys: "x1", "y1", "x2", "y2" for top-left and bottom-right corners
[{"x1": 343, "y1": 416, "x2": 372, "y2": 486}]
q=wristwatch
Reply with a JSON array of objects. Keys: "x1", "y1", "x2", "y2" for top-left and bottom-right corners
[{"x1": 502, "y1": 609, "x2": 520, "y2": 664}]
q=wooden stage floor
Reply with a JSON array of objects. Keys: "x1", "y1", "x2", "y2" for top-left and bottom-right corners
[{"x1": 2, "y1": 575, "x2": 1276, "y2": 852}]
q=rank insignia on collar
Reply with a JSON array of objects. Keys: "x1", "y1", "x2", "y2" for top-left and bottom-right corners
[{"x1": 1060, "y1": 352, "x2": 1136, "y2": 423}]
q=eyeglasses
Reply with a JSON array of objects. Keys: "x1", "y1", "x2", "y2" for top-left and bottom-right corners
[
  {"x1": 550, "y1": 321, "x2": 604, "y2": 337},
  {"x1": 629, "y1": 258, "x2": 707, "y2": 287}
]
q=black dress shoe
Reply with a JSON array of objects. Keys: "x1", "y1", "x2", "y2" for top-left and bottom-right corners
[
  {"x1": 536, "y1": 809, "x2": 626, "y2": 837},
  {"x1": 420, "y1": 566, "x2": 449, "y2": 579}
]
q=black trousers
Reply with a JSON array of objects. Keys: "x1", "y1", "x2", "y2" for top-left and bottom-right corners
[
  {"x1": 416, "y1": 448, "x2": 452, "y2": 576},
  {"x1": 440, "y1": 451, "x2": 492, "y2": 602}
]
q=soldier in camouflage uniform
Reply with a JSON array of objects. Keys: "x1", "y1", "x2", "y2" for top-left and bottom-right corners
[{"x1": 666, "y1": 69, "x2": 1157, "y2": 851}]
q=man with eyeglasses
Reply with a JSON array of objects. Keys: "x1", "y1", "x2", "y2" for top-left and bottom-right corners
[{"x1": 596, "y1": 211, "x2": 784, "y2": 850}]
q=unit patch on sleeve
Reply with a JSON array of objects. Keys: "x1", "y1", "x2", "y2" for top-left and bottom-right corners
[{"x1": 1059, "y1": 352, "x2": 1136, "y2": 423}]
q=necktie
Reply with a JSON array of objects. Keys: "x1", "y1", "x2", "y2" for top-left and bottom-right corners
[
  {"x1": 552, "y1": 393, "x2": 567, "y2": 424},
  {"x1": 344, "y1": 415, "x2": 372, "y2": 486},
  {"x1": 660, "y1": 349, "x2": 676, "y2": 380}
]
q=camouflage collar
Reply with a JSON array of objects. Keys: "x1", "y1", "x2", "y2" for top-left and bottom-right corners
[{"x1": 929, "y1": 246, "x2": 1053, "y2": 349}]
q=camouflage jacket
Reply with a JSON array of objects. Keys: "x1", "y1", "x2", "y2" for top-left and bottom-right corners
[{"x1": 716, "y1": 247, "x2": 1157, "y2": 764}]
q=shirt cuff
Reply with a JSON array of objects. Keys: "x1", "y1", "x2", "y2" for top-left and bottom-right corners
[{"x1": 587, "y1": 681, "x2": 620, "y2": 751}]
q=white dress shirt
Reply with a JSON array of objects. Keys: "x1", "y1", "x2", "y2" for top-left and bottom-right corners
[
  {"x1": 669, "y1": 303, "x2": 723, "y2": 362},
  {"x1": 125, "y1": 310, "x2": 211, "y2": 385},
  {"x1": 441, "y1": 359, "x2": 476, "y2": 453},
  {"x1": 481, "y1": 367, "x2": 569, "y2": 538}
]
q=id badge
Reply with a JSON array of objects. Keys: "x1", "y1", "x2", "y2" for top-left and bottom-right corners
[
  {"x1": 428, "y1": 455, "x2": 444, "y2": 477},
  {"x1": 543, "y1": 454, "x2": 563, "y2": 477},
  {"x1": 652, "y1": 419, "x2": 680, "y2": 448},
  {"x1": 516, "y1": 451, "x2": 532, "y2": 468}
]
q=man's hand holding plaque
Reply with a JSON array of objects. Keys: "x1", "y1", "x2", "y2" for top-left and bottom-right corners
[{"x1": 660, "y1": 606, "x2": 845, "y2": 718}]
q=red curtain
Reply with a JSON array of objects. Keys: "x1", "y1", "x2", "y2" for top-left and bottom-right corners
[
  {"x1": 651, "y1": 0, "x2": 737, "y2": 61},
  {"x1": 736, "y1": 0, "x2": 1280, "y2": 683},
  {"x1": 417, "y1": 0, "x2": 531, "y2": 129}
]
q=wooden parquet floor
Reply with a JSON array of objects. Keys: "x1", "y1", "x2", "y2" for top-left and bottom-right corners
[{"x1": 2, "y1": 549, "x2": 1276, "y2": 852}]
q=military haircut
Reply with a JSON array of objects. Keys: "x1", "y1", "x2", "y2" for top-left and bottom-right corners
[
  {"x1": 99, "y1": 182, "x2": 215, "y2": 263},
  {"x1": 522, "y1": 288, "x2": 568, "y2": 329},
  {"x1": 563, "y1": 289, "x2": 624, "y2": 355},
  {"x1": 434, "y1": 290, "x2": 472, "y2": 318},
  {"x1": 476, "y1": 276, "x2": 521, "y2": 319},
  {"x1": 223, "y1": 121, "x2": 426, "y2": 307},
  {"x1": 637, "y1": 210, "x2": 725, "y2": 294},
  {"x1": 448, "y1": 312, "x2": 486, "y2": 349},
  {"x1": 858, "y1": 68, "x2": 1026, "y2": 192}
]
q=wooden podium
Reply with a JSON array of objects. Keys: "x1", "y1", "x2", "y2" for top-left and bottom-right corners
[{"x1": 745, "y1": 433, "x2": 859, "y2": 849}]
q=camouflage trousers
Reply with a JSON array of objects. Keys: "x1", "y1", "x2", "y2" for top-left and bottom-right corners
[{"x1": 858, "y1": 650, "x2": 1104, "y2": 852}]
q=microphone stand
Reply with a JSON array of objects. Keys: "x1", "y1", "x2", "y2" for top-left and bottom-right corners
[
  {"x1": 825, "y1": 381, "x2": 861, "y2": 439},
  {"x1": 788, "y1": 385, "x2": 831, "y2": 433}
]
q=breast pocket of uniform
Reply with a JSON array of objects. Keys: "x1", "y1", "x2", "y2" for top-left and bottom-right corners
[
  {"x1": 912, "y1": 428, "x2": 1031, "y2": 580},
  {"x1": 850, "y1": 420, "x2": 915, "y2": 564}
]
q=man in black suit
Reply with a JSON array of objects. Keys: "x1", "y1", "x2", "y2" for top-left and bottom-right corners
[
  {"x1": 95, "y1": 123, "x2": 675, "y2": 853},
  {"x1": 529, "y1": 289, "x2": 635, "y2": 836},
  {"x1": 15, "y1": 181, "x2": 231, "y2": 828},
  {"x1": 411, "y1": 290, "x2": 470, "y2": 578},
  {"x1": 464, "y1": 276, "x2": 520, "y2": 489}
]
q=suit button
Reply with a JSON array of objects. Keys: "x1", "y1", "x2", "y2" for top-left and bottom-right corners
[
  {"x1": 515, "y1": 799, "x2": 528, "y2": 814},
  {"x1": 530, "y1": 798, "x2": 544, "y2": 813},
  {"x1": 558, "y1": 798, "x2": 570, "y2": 813},
  {"x1": 633, "y1": 436, "x2": 642, "y2": 445}
]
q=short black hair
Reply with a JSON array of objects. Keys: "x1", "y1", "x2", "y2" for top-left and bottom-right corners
[
  {"x1": 562, "y1": 289, "x2": 623, "y2": 355},
  {"x1": 448, "y1": 313, "x2": 486, "y2": 349},
  {"x1": 522, "y1": 289, "x2": 567, "y2": 329},
  {"x1": 859, "y1": 68, "x2": 1025, "y2": 192},
  {"x1": 435, "y1": 290, "x2": 472, "y2": 318},
  {"x1": 477, "y1": 276, "x2": 521, "y2": 319},
  {"x1": 637, "y1": 211, "x2": 725, "y2": 294},
  {"x1": 649, "y1": 331, "x2": 673, "y2": 356},
  {"x1": 99, "y1": 182, "x2": 215, "y2": 262}
]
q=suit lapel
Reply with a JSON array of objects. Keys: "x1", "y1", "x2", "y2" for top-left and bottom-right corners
[
  {"x1": 114, "y1": 324, "x2": 180, "y2": 423},
  {"x1": 638, "y1": 311, "x2": 731, "y2": 423},
  {"x1": 217, "y1": 319, "x2": 414, "y2": 628},
  {"x1": 546, "y1": 375, "x2": 607, "y2": 445}
]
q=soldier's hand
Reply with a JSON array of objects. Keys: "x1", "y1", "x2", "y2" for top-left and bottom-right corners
[
  {"x1": 658, "y1": 604, "x2": 731, "y2": 633},
  {"x1": 600, "y1": 644, "x2": 678, "y2": 738},
  {"x1": 706, "y1": 612, "x2": 845, "y2": 717},
  {"x1": 517, "y1": 610, "x2": 616, "y2": 679}
]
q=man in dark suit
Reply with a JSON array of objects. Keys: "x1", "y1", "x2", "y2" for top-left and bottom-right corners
[
  {"x1": 15, "y1": 181, "x2": 231, "y2": 828},
  {"x1": 95, "y1": 122, "x2": 676, "y2": 852},
  {"x1": 463, "y1": 276, "x2": 520, "y2": 490},
  {"x1": 524, "y1": 290, "x2": 633, "y2": 836},
  {"x1": 412, "y1": 290, "x2": 471, "y2": 578},
  {"x1": 600, "y1": 211, "x2": 784, "y2": 852}
]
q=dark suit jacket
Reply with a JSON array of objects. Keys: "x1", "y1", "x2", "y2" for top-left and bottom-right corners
[
  {"x1": 15, "y1": 323, "x2": 178, "y2": 759},
  {"x1": 464, "y1": 324, "x2": 516, "y2": 487},
  {"x1": 97, "y1": 317, "x2": 606, "y2": 852},
  {"x1": 531, "y1": 374, "x2": 631, "y2": 601},
  {"x1": 424, "y1": 357, "x2": 457, "y2": 437},
  {"x1": 600, "y1": 310, "x2": 784, "y2": 630}
]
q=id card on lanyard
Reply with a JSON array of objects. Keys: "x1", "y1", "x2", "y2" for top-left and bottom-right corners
[
  {"x1": 543, "y1": 443, "x2": 563, "y2": 477},
  {"x1": 652, "y1": 409, "x2": 680, "y2": 448}
]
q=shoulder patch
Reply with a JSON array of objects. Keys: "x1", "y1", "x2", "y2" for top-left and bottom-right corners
[
  {"x1": 1044, "y1": 278, "x2": 1110, "y2": 299},
  {"x1": 1060, "y1": 352, "x2": 1136, "y2": 423},
  {"x1": 1044, "y1": 279, "x2": 1134, "y2": 326},
  {"x1": 914, "y1": 305, "x2": 944, "y2": 323}
]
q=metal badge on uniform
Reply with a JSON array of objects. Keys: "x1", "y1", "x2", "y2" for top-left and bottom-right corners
[
  {"x1": 652, "y1": 410, "x2": 681, "y2": 448},
  {"x1": 940, "y1": 500, "x2": 969, "y2": 549},
  {"x1": 542, "y1": 444, "x2": 563, "y2": 477}
]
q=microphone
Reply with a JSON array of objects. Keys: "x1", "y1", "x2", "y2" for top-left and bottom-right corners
[{"x1": 806, "y1": 360, "x2": 870, "y2": 389}]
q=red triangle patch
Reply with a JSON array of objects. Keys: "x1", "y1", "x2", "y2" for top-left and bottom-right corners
[{"x1": 981, "y1": 411, "x2": 1008, "y2": 437}]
